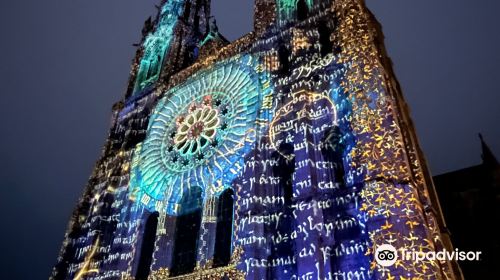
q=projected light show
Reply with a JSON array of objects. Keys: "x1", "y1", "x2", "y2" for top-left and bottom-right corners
[
  {"x1": 50, "y1": 0, "x2": 462, "y2": 280},
  {"x1": 133, "y1": 0, "x2": 186, "y2": 93},
  {"x1": 130, "y1": 56, "x2": 270, "y2": 214}
]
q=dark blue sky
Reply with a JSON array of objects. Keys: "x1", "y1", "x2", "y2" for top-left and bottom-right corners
[{"x1": 0, "y1": 0, "x2": 498, "y2": 279}]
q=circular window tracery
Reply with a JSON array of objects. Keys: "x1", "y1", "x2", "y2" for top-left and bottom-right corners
[
  {"x1": 174, "y1": 100, "x2": 221, "y2": 156},
  {"x1": 130, "y1": 56, "x2": 272, "y2": 213}
]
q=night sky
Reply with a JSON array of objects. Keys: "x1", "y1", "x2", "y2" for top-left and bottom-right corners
[{"x1": 0, "y1": 0, "x2": 499, "y2": 279}]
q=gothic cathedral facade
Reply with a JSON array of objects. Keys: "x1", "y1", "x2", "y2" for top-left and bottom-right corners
[{"x1": 51, "y1": 1, "x2": 461, "y2": 279}]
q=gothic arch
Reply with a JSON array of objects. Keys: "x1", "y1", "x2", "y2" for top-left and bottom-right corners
[
  {"x1": 135, "y1": 211, "x2": 159, "y2": 280},
  {"x1": 321, "y1": 126, "x2": 346, "y2": 185},
  {"x1": 278, "y1": 45, "x2": 291, "y2": 75},
  {"x1": 318, "y1": 21, "x2": 333, "y2": 57},
  {"x1": 213, "y1": 188, "x2": 235, "y2": 267},
  {"x1": 170, "y1": 187, "x2": 203, "y2": 276},
  {"x1": 297, "y1": 0, "x2": 309, "y2": 21}
]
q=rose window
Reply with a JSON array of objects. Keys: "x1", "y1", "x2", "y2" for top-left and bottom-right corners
[
  {"x1": 174, "y1": 103, "x2": 220, "y2": 156},
  {"x1": 129, "y1": 56, "x2": 271, "y2": 213}
]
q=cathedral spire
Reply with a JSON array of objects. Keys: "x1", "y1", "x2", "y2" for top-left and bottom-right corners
[
  {"x1": 129, "y1": 0, "x2": 211, "y2": 97},
  {"x1": 479, "y1": 133, "x2": 498, "y2": 166}
]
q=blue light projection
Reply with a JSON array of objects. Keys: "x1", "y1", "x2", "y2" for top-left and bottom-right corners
[
  {"x1": 130, "y1": 55, "x2": 273, "y2": 214},
  {"x1": 133, "y1": 0, "x2": 187, "y2": 94},
  {"x1": 50, "y1": 1, "x2": 457, "y2": 279}
]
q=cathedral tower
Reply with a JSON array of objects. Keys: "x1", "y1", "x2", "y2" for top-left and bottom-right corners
[{"x1": 51, "y1": 1, "x2": 462, "y2": 279}]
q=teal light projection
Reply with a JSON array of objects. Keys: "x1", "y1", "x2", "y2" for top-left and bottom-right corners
[
  {"x1": 130, "y1": 55, "x2": 273, "y2": 214},
  {"x1": 278, "y1": 0, "x2": 313, "y2": 20},
  {"x1": 133, "y1": 0, "x2": 186, "y2": 94}
]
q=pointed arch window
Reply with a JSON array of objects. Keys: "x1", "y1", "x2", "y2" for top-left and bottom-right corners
[
  {"x1": 321, "y1": 126, "x2": 346, "y2": 185},
  {"x1": 273, "y1": 143, "x2": 295, "y2": 206},
  {"x1": 183, "y1": 1, "x2": 192, "y2": 22},
  {"x1": 297, "y1": 0, "x2": 309, "y2": 21},
  {"x1": 278, "y1": 46, "x2": 291, "y2": 75},
  {"x1": 213, "y1": 189, "x2": 235, "y2": 267},
  {"x1": 135, "y1": 212, "x2": 159, "y2": 280},
  {"x1": 170, "y1": 187, "x2": 203, "y2": 276},
  {"x1": 318, "y1": 21, "x2": 333, "y2": 57}
]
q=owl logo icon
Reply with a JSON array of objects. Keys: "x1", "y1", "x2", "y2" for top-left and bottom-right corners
[{"x1": 375, "y1": 244, "x2": 398, "y2": 267}]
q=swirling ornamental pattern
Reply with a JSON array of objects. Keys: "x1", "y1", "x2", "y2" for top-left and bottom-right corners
[{"x1": 130, "y1": 56, "x2": 268, "y2": 213}]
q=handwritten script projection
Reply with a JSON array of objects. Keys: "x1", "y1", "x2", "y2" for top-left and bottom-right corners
[{"x1": 51, "y1": 1, "x2": 458, "y2": 280}]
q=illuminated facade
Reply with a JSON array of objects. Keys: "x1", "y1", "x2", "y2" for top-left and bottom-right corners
[{"x1": 51, "y1": 0, "x2": 462, "y2": 279}]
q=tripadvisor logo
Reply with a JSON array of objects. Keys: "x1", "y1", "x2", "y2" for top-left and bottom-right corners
[
  {"x1": 375, "y1": 244, "x2": 398, "y2": 267},
  {"x1": 374, "y1": 244, "x2": 482, "y2": 267}
]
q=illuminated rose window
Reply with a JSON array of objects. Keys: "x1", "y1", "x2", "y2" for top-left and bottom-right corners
[
  {"x1": 130, "y1": 56, "x2": 267, "y2": 213},
  {"x1": 174, "y1": 102, "x2": 220, "y2": 156}
]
